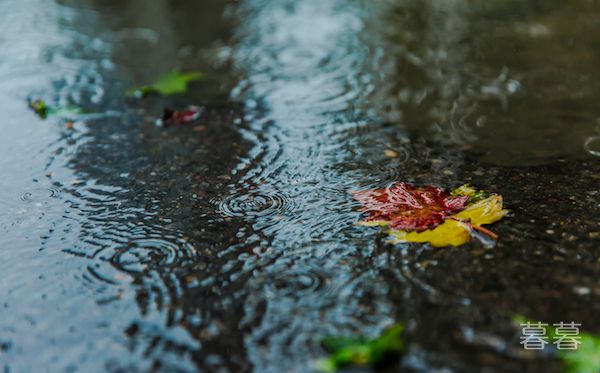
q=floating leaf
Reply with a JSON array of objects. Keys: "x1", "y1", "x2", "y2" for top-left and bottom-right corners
[
  {"x1": 315, "y1": 324, "x2": 404, "y2": 372},
  {"x1": 29, "y1": 99, "x2": 84, "y2": 119},
  {"x1": 127, "y1": 70, "x2": 204, "y2": 98},
  {"x1": 30, "y1": 99, "x2": 48, "y2": 118},
  {"x1": 354, "y1": 183, "x2": 507, "y2": 247},
  {"x1": 390, "y1": 218, "x2": 472, "y2": 247},
  {"x1": 156, "y1": 105, "x2": 203, "y2": 127},
  {"x1": 453, "y1": 194, "x2": 507, "y2": 226},
  {"x1": 389, "y1": 195, "x2": 507, "y2": 247},
  {"x1": 47, "y1": 106, "x2": 84, "y2": 117},
  {"x1": 353, "y1": 183, "x2": 469, "y2": 231}
]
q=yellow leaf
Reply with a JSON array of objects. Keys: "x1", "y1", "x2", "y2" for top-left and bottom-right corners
[
  {"x1": 388, "y1": 194, "x2": 507, "y2": 247},
  {"x1": 451, "y1": 184, "x2": 477, "y2": 197},
  {"x1": 453, "y1": 195, "x2": 507, "y2": 225},
  {"x1": 389, "y1": 219, "x2": 471, "y2": 247}
]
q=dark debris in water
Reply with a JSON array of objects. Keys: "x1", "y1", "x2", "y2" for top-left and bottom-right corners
[{"x1": 156, "y1": 105, "x2": 204, "y2": 127}]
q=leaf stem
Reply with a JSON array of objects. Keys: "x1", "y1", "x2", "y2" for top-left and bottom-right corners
[
  {"x1": 449, "y1": 218, "x2": 498, "y2": 240},
  {"x1": 470, "y1": 224, "x2": 499, "y2": 240}
]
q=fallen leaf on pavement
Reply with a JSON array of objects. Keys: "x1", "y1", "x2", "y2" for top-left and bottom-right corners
[
  {"x1": 353, "y1": 183, "x2": 469, "y2": 231},
  {"x1": 354, "y1": 183, "x2": 507, "y2": 247}
]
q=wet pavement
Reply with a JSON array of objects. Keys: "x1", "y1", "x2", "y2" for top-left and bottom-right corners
[{"x1": 1, "y1": 0, "x2": 600, "y2": 372}]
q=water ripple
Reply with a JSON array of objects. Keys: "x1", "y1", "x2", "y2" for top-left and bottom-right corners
[
  {"x1": 102, "y1": 238, "x2": 195, "y2": 274},
  {"x1": 263, "y1": 267, "x2": 331, "y2": 298},
  {"x1": 19, "y1": 187, "x2": 60, "y2": 203},
  {"x1": 215, "y1": 188, "x2": 296, "y2": 218}
]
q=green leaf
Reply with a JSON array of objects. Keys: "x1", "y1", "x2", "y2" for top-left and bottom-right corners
[
  {"x1": 30, "y1": 99, "x2": 48, "y2": 119},
  {"x1": 560, "y1": 333, "x2": 600, "y2": 373},
  {"x1": 315, "y1": 324, "x2": 404, "y2": 372},
  {"x1": 29, "y1": 100, "x2": 84, "y2": 119},
  {"x1": 46, "y1": 106, "x2": 84, "y2": 117},
  {"x1": 127, "y1": 70, "x2": 204, "y2": 98}
]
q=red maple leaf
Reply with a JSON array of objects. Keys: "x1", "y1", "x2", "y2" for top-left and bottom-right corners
[{"x1": 353, "y1": 183, "x2": 469, "y2": 231}]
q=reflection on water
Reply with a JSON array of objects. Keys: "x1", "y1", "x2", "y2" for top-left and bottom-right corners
[
  {"x1": 373, "y1": 0, "x2": 600, "y2": 165},
  {"x1": 1, "y1": 0, "x2": 600, "y2": 372}
]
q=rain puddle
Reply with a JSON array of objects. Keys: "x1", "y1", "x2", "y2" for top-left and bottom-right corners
[{"x1": 1, "y1": 0, "x2": 600, "y2": 372}]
